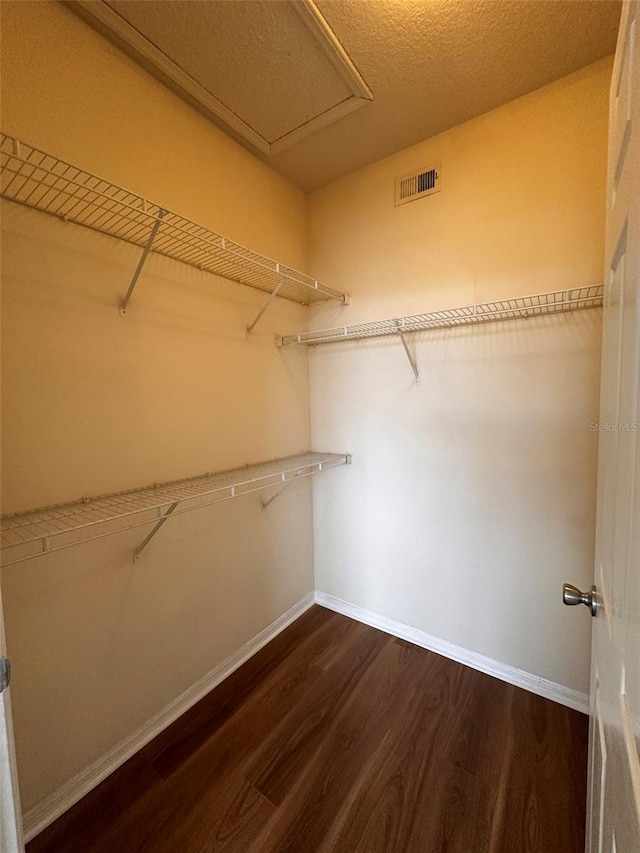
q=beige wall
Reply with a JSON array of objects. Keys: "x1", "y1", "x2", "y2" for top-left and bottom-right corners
[
  {"x1": 307, "y1": 59, "x2": 611, "y2": 695},
  {"x1": 308, "y1": 59, "x2": 611, "y2": 326},
  {"x1": 0, "y1": 1, "x2": 314, "y2": 813}
]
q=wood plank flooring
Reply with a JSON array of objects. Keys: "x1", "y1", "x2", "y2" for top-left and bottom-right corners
[{"x1": 27, "y1": 606, "x2": 589, "y2": 852}]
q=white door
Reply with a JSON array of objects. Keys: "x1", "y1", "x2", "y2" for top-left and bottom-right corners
[
  {"x1": 0, "y1": 578, "x2": 23, "y2": 852},
  {"x1": 586, "y1": 1, "x2": 640, "y2": 850}
]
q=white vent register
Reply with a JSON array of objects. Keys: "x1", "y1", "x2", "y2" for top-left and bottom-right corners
[{"x1": 395, "y1": 164, "x2": 441, "y2": 206}]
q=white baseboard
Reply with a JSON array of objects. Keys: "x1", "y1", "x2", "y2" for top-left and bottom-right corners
[
  {"x1": 22, "y1": 592, "x2": 315, "y2": 843},
  {"x1": 315, "y1": 591, "x2": 589, "y2": 716}
]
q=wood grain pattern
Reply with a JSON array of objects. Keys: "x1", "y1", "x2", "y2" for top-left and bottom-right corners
[{"x1": 27, "y1": 606, "x2": 589, "y2": 853}]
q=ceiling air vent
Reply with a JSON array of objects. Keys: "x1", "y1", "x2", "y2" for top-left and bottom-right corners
[{"x1": 395, "y1": 164, "x2": 441, "y2": 206}]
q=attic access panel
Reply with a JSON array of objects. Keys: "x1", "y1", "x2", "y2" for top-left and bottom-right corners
[{"x1": 67, "y1": 0, "x2": 373, "y2": 156}]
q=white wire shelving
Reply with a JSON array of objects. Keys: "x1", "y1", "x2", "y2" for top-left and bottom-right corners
[
  {"x1": 279, "y1": 285, "x2": 604, "y2": 382},
  {"x1": 0, "y1": 452, "x2": 350, "y2": 567},
  {"x1": 0, "y1": 133, "x2": 347, "y2": 310},
  {"x1": 280, "y1": 285, "x2": 604, "y2": 345}
]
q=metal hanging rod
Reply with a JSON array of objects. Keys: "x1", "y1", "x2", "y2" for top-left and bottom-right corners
[
  {"x1": 0, "y1": 452, "x2": 351, "y2": 566},
  {"x1": 279, "y1": 285, "x2": 604, "y2": 347},
  {"x1": 0, "y1": 133, "x2": 348, "y2": 308}
]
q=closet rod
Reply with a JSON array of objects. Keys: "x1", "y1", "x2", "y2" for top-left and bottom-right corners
[
  {"x1": 279, "y1": 285, "x2": 604, "y2": 346},
  {"x1": 0, "y1": 133, "x2": 348, "y2": 309},
  {"x1": 0, "y1": 452, "x2": 351, "y2": 566}
]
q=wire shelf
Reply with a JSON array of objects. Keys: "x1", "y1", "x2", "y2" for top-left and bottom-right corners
[
  {"x1": 0, "y1": 452, "x2": 350, "y2": 566},
  {"x1": 279, "y1": 285, "x2": 604, "y2": 345},
  {"x1": 0, "y1": 134, "x2": 346, "y2": 307}
]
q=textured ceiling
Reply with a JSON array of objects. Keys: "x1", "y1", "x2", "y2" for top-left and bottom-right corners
[{"x1": 68, "y1": 0, "x2": 621, "y2": 191}]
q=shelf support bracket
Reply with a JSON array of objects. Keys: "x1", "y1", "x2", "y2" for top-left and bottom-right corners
[
  {"x1": 261, "y1": 470, "x2": 305, "y2": 510},
  {"x1": 247, "y1": 279, "x2": 285, "y2": 335},
  {"x1": 395, "y1": 323, "x2": 419, "y2": 383},
  {"x1": 120, "y1": 209, "x2": 166, "y2": 316},
  {"x1": 133, "y1": 501, "x2": 178, "y2": 561}
]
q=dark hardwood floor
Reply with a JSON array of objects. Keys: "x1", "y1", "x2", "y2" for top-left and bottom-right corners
[{"x1": 27, "y1": 606, "x2": 588, "y2": 852}]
